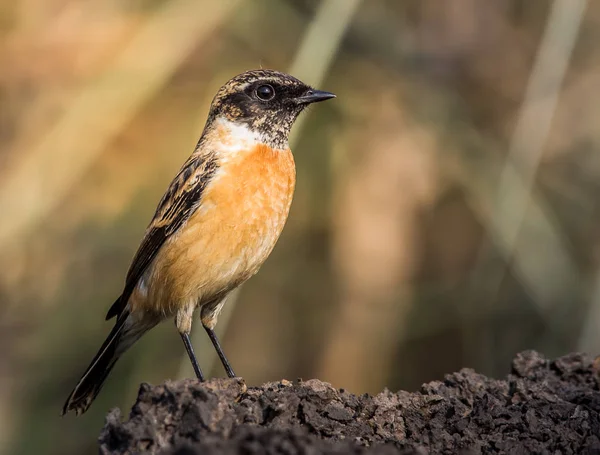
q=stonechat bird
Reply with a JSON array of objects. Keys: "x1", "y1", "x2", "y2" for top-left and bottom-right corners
[{"x1": 62, "y1": 69, "x2": 335, "y2": 415}]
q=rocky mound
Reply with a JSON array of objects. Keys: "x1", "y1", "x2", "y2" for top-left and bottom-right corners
[{"x1": 99, "y1": 351, "x2": 600, "y2": 454}]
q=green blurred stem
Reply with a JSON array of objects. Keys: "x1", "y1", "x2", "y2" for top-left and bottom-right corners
[
  {"x1": 464, "y1": 0, "x2": 587, "y2": 368},
  {"x1": 0, "y1": 0, "x2": 240, "y2": 247}
]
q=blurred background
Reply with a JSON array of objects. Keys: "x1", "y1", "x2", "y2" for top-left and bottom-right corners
[{"x1": 1, "y1": 0, "x2": 599, "y2": 453}]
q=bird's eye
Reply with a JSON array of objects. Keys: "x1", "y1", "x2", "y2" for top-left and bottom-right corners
[{"x1": 256, "y1": 84, "x2": 275, "y2": 101}]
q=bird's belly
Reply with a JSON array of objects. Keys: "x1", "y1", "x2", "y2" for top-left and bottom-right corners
[{"x1": 138, "y1": 145, "x2": 295, "y2": 317}]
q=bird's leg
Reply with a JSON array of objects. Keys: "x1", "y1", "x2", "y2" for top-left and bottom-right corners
[
  {"x1": 176, "y1": 304, "x2": 205, "y2": 381},
  {"x1": 201, "y1": 300, "x2": 236, "y2": 378},
  {"x1": 180, "y1": 332, "x2": 205, "y2": 381},
  {"x1": 204, "y1": 326, "x2": 236, "y2": 378}
]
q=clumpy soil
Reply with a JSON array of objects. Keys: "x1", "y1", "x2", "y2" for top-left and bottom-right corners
[{"x1": 99, "y1": 351, "x2": 600, "y2": 454}]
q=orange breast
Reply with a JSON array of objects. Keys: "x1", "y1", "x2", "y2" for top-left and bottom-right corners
[{"x1": 138, "y1": 144, "x2": 296, "y2": 316}]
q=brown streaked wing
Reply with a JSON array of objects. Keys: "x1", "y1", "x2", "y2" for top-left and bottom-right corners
[{"x1": 105, "y1": 154, "x2": 218, "y2": 320}]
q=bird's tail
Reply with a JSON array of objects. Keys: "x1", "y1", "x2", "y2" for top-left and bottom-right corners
[{"x1": 62, "y1": 312, "x2": 149, "y2": 416}]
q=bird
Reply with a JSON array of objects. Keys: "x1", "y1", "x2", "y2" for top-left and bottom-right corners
[{"x1": 61, "y1": 69, "x2": 335, "y2": 416}]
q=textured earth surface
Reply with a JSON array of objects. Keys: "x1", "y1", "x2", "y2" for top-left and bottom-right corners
[{"x1": 99, "y1": 351, "x2": 600, "y2": 454}]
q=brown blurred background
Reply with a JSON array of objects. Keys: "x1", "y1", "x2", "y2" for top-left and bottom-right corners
[{"x1": 1, "y1": 0, "x2": 599, "y2": 453}]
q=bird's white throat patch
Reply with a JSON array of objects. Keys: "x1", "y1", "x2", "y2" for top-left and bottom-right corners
[
  {"x1": 216, "y1": 117, "x2": 261, "y2": 148},
  {"x1": 214, "y1": 117, "x2": 288, "y2": 153}
]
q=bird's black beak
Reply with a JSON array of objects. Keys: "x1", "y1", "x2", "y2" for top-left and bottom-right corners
[{"x1": 295, "y1": 89, "x2": 336, "y2": 105}]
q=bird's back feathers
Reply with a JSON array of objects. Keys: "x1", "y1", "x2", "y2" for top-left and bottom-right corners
[{"x1": 106, "y1": 150, "x2": 218, "y2": 320}]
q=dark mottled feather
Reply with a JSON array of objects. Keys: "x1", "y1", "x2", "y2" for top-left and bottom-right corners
[{"x1": 106, "y1": 152, "x2": 218, "y2": 320}]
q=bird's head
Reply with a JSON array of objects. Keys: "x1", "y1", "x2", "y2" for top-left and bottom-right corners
[{"x1": 207, "y1": 69, "x2": 335, "y2": 149}]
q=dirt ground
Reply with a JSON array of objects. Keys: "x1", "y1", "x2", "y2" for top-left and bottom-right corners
[{"x1": 99, "y1": 351, "x2": 600, "y2": 454}]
